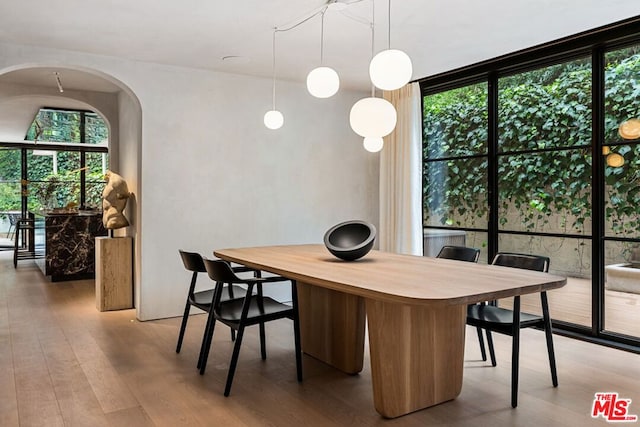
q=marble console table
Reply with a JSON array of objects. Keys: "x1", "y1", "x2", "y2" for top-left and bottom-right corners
[{"x1": 32, "y1": 210, "x2": 107, "y2": 281}]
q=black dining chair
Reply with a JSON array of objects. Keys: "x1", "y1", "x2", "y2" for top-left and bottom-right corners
[
  {"x1": 436, "y1": 245, "x2": 480, "y2": 263},
  {"x1": 436, "y1": 245, "x2": 488, "y2": 360},
  {"x1": 199, "y1": 258, "x2": 302, "y2": 397},
  {"x1": 176, "y1": 250, "x2": 254, "y2": 354},
  {"x1": 466, "y1": 252, "x2": 557, "y2": 408}
]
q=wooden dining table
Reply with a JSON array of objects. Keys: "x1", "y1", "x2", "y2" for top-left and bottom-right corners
[{"x1": 214, "y1": 244, "x2": 567, "y2": 418}]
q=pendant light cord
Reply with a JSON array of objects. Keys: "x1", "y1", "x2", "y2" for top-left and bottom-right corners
[
  {"x1": 320, "y1": 10, "x2": 326, "y2": 65},
  {"x1": 370, "y1": 0, "x2": 375, "y2": 97},
  {"x1": 272, "y1": 6, "x2": 328, "y2": 108},
  {"x1": 388, "y1": 0, "x2": 391, "y2": 49},
  {"x1": 271, "y1": 28, "x2": 277, "y2": 110}
]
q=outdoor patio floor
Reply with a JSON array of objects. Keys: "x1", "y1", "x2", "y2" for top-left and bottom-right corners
[{"x1": 500, "y1": 276, "x2": 640, "y2": 339}]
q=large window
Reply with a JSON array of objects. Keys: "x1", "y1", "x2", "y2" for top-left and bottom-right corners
[
  {"x1": 0, "y1": 108, "x2": 108, "y2": 217},
  {"x1": 0, "y1": 147, "x2": 21, "y2": 236},
  {"x1": 25, "y1": 109, "x2": 107, "y2": 145},
  {"x1": 423, "y1": 83, "x2": 489, "y2": 258},
  {"x1": 603, "y1": 45, "x2": 640, "y2": 338},
  {"x1": 421, "y1": 18, "x2": 640, "y2": 349}
]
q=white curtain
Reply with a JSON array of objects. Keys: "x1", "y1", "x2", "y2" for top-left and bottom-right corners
[{"x1": 379, "y1": 83, "x2": 423, "y2": 255}]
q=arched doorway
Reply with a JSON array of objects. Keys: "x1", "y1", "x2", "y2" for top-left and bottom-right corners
[{"x1": 0, "y1": 65, "x2": 144, "y2": 317}]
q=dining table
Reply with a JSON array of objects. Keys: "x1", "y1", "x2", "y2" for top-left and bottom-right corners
[{"x1": 214, "y1": 244, "x2": 567, "y2": 418}]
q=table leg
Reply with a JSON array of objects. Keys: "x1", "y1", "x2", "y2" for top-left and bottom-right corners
[
  {"x1": 366, "y1": 299, "x2": 466, "y2": 418},
  {"x1": 296, "y1": 281, "x2": 366, "y2": 374}
]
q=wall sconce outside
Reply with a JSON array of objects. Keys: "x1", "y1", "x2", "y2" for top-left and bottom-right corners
[
  {"x1": 606, "y1": 152, "x2": 625, "y2": 167},
  {"x1": 619, "y1": 118, "x2": 640, "y2": 140}
]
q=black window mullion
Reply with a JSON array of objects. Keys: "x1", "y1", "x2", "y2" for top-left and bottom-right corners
[
  {"x1": 592, "y1": 47, "x2": 606, "y2": 337},
  {"x1": 487, "y1": 72, "x2": 499, "y2": 262},
  {"x1": 80, "y1": 112, "x2": 86, "y2": 209},
  {"x1": 20, "y1": 148, "x2": 27, "y2": 216}
]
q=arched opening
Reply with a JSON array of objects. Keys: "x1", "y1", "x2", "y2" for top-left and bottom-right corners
[{"x1": 0, "y1": 64, "x2": 144, "y2": 317}]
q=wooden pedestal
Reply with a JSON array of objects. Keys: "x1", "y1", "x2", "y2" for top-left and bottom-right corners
[{"x1": 95, "y1": 236, "x2": 133, "y2": 311}]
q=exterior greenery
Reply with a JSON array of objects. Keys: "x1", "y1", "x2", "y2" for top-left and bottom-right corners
[
  {"x1": 25, "y1": 109, "x2": 108, "y2": 144},
  {"x1": 0, "y1": 109, "x2": 108, "y2": 218},
  {"x1": 423, "y1": 47, "x2": 640, "y2": 244}
]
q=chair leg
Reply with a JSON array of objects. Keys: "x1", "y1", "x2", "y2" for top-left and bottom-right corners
[
  {"x1": 227, "y1": 284, "x2": 237, "y2": 342},
  {"x1": 198, "y1": 311, "x2": 217, "y2": 374},
  {"x1": 256, "y1": 283, "x2": 267, "y2": 360},
  {"x1": 13, "y1": 226, "x2": 19, "y2": 268},
  {"x1": 540, "y1": 292, "x2": 558, "y2": 387},
  {"x1": 486, "y1": 330, "x2": 497, "y2": 367},
  {"x1": 476, "y1": 326, "x2": 487, "y2": 361},
  {"x1": 291, "y1": 280, "x2": 303, "y2": 382},
  {"x1": 175, "y1": 303, "x2": 191, "y2": 353},
  {"x1": 223, "y1": 283, "x2": 254, "y2": 396},
  {"x1": 224, "y1": 324, "x2": 246, "y2": 396},
  {"x1": 259, "y1": 322, "x2": 267, "y2": 360},
  {"x1": 511, "y1": 296, "x2": 521, "y2": 408}
]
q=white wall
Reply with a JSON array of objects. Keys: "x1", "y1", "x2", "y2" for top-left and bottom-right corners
[
  {"x1": 0, "y1": 42, "x2": 379, "y2": 320},
  {"x1": 117, "y1": 90, "x2": 143, "y2": 309}
]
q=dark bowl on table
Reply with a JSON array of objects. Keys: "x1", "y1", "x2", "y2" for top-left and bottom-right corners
[{"x1": 323, "y1": 220, "x2": 376, "y2": 261}]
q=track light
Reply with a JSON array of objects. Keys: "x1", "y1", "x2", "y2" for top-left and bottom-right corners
[{"x1": 54, "y1": 72, "x2": 64, "y2": 93}]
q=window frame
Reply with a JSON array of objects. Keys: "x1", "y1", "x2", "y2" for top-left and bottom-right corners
[
  {"x1": 419, "y1": 15, "x2": 640, "y2": 352},
  {"x1": 0, "y1": 107, "x2": 109, "y2": 213}
]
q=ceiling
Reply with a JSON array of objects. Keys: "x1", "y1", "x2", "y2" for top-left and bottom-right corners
[
  {"x1": 1, "y1": 68, "x2": 122, "y2": 93},
  {"x1": 1, "y1": 1, "x2": 636, "y2": 143},
  {"x1": 0, "y1": 0, "x2": 638, "y2": 92}
]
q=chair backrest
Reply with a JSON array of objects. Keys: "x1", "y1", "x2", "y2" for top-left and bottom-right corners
[
  {"x1": 179, "y1": 250, "x2": 206, "y2": 273},
  {"x1": 491, "y1": 252, "x2": 550, "y2": 273},
  {"x1": 437, "y1": 245, "x2": 480, "y2": 263},
  {"x1": 203, "y1": 258, "x2": 242, "y2": 283}
]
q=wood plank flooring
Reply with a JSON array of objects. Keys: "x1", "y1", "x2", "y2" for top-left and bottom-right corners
[{"x1": 1, "y1": 253, "x2": 639, "y2": 426}]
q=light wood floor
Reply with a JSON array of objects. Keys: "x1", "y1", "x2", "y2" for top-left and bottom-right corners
[{"x1": 1, "y1": 254, "x2": 640, "y2": 426}]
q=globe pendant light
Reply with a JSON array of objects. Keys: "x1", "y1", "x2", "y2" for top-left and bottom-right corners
[
  {"x1": 350, "y1": 97, "x2": 396, "y2": 137},
  {"x1": 369, "y1": 0, "x2": 412, "y2": 91},
  {"x1": 370, "y1": 49, "x2": 412, "y2": 91},
  {"x1": 264, "y1": 110, "x2": 284, "y2": 129},
  {"x1": 306, "y1": 10, "x2": 339, "y2": 98},
  {"x1": 349, "y1": 0, "x2": 397, "y2": 149},
  {"x1": 307, "y1": 67, "x2": 340, "y2": 98},
  {"x1": 264, "y1": 29, "x2": 284, "y2": 129},
  {"x1": 363, "y1": 136, "x2": 384, "y2": 152}
]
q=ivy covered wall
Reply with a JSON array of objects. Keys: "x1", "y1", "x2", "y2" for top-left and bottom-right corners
[{"x1": 422, "y1": 46, "x2": 640, "y2": 276}]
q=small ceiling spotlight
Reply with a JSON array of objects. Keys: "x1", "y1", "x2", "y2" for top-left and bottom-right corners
[
  {"x1": 327, "y1": 0, "x2": 348, "y2": 12},
  {"x1": 54, "y1": 72, "x2": 64, "y2": 93}
]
